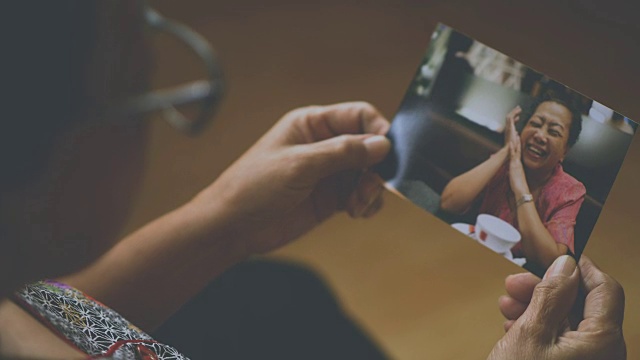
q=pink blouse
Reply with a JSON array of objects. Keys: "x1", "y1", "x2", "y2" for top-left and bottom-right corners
[{"x1": 477, "y1": 163, "x2": 586, "y2": 257}]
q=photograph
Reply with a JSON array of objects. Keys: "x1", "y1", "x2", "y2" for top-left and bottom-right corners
[{"x1": 375, "y1": 23, "x2": 638, "y2": 277}]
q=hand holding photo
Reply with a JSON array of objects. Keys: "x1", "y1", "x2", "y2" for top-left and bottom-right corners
[{"x1": 375, "y1": 24, "x2": 637, "y2": 277}]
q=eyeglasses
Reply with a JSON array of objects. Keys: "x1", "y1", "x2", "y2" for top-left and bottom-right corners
[{"x1": 102, "y1": 4, "x2": 225, "y2": 136}]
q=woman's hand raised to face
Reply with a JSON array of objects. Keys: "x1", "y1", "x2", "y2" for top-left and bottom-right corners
[
  {"x1": 504, "y1": 106, "x2": 529, "y2": 198},
  {"x1": 194, "y1": 102, "x2": 391, "y2": 255},
  {"x1": 504, "y1": 105, "x2": 521, "y2": 149},
  {"x1": 507, "y1": 129, "x2": 529, "y2": 198},
  {"x1": 488, "y1": 255, "x2": 627, "y2": 360}
]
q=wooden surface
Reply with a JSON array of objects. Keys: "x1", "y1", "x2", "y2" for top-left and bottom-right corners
[{"x1": 126, "y1": 1, "x2": 640, "y2": 358}]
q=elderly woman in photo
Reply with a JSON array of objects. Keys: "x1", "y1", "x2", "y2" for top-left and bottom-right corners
[{"x1": 440, "y1": 94, "x2": 586, "y2": 270}]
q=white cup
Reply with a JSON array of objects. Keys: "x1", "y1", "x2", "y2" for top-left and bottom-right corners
[{"x1": 475, "y1": 214, "x2": 521, "y2": 253}]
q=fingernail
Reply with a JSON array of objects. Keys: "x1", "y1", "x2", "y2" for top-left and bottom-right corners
[
  {"x1": 364, "y1": 185, "x2": 383, "y2": 209},
  {"x1": 544, "y1": 255, "x2": 576, "y2": 279},
  {"x1": 363, "y1": 135, "x2": 390, "y2": 159}
]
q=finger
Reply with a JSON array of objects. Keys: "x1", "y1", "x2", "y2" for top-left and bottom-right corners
[
  {"x1": 578, "y1": 256, "x2": 625, "y2": 331},
  {"x1": 505, "y1": 116, "x2": 513, "y2": 135},
  {"x1": 513, "y1": 105, "x2": 522, "y2": 122},
  {"x1": 362, "y1": 194, "x2": 383, "y2": 218},
  {"x1": 504, "y1": 320, "x2": 516, "y2": 332},
  {"x1": 299, "y1": 134, "x2": 391, "y2": 182},
  {"x1": 356, "y1": 171, "x2": 384, "y2": 204},
  {"x1": 346, "y1": 190, "x2": 360, "y2": 218},
  {"x1": 347, "y1": 172, "x2": 384, "y2": 217},
  {"x1": 505, "y1": 106, "x2": 522, "y2": 126},
  {"x1": 499, "y1": 295, "x2": 529, "y2": 321},
  {"x1": 510, "y1": 132, "x2": 521, "y2": 157},
  {"x1": 505, "y1": 272, "x2": 541, "y2": 303},
  {"x1": 510, "y1": 114, "x2": 519, "y2": 134},
  {"x1": 520, "y1": 255, "x2": 580, "y2": 343},
  {"x1": 290, "y1": 102, "x2": 390, "y2": 142},
  {"x1": 506, "y1": 106, "x2": 520, "y2": 121}
]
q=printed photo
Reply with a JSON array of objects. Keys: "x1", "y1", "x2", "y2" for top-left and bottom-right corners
[{"x1": 375, "y1": 24, "x2": 637, "y2": 276}]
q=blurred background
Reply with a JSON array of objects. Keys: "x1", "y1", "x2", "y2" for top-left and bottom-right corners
[{"x1": 122, "y1": 0, "x2": 640, "y2": 358}]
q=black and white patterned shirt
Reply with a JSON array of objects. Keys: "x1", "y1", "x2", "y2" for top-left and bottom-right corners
[{"x1": 13, "y1": 280, "x2": 189, "y2": 360}]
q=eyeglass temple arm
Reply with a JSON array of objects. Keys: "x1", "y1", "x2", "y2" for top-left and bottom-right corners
[{"x1": 124, "y1": 6, "x2": 225, "y2": 135}]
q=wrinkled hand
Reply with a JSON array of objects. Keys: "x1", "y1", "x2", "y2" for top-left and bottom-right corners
[
  {"x1": 488, "y1": 255, "x2": 627, "y2": 360},
  {"x1": 195, "y1": 102, "x2": 391, "y2": 254}
]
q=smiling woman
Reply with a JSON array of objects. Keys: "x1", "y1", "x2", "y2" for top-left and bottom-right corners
[{"x1": 440, "y1": 93, "x2": 586, "y2": 272}]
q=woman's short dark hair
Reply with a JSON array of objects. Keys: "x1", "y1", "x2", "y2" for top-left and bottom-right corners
[
  {"x1": 2, "y1": 3, "x2": 97, "y2": 188},
  {"x1": 520, "y1": 92, "x2": 583, "y2": 148}
]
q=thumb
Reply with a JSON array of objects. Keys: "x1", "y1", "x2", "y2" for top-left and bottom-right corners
[
  {"x1": 300, "y1": 134, "x2": 391, "y2": 180},
  {"x1": 519, "y1": 255, "x2": 580, "y2": 343}
]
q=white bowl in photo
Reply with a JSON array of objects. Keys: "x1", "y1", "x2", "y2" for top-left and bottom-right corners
[{"x1": 475, "y1": 214, "x2": 521, "y2": 254}]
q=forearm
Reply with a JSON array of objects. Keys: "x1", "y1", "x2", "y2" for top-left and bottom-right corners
[
  {"x1": 58, "y1": 101, "x2": 391, "y2": 334},
  {"x1": 440, "y1": 146, "x2": 508, "y2": 213},
  {"x1": 60, "y1": 194, "x2": 248, "y2": 332},
  {"x1": 516, "y1": 202, "x2": 566, "y2": 269}
]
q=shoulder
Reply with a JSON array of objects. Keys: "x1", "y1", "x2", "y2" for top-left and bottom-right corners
[
  {"x1": 545, "y1": 165, "x2": 586, "y2": 202},
  {"x1": 556, "y1": 166, "x2": 586, "y2": 193}
]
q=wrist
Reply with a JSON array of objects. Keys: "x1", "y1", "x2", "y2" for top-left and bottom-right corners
[
  {"x1": 490, "y1": 146, "x2": 510, "y2": 165},
  {"x1": 515, "y1": 193, "x2": 533, "y2": 207},
  {"x1": 498, "y1": 145, "x2": 510, "y2": 158},
  {"x1": 187, "y1": 186, "x2": 252, "y2": 260},
  {"x1": 509, "y1": 170, "x2": 530, "y2": 200}
]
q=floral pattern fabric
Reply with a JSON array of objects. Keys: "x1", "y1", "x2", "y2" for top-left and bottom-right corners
[{"x1": 13, "y1": 280, "x2": 189, "y2": 360}]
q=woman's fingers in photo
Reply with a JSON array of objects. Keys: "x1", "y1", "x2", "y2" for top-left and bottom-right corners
[
  {"x1": 506, "y1": 105, "x2": 522, "y2": 123},
  {"x1": 504, "y1": 106, "x2": 522, "y2": 149},
  {"x1": 508, "y1": 131, "x2": 521, "y2": 160},
  {"x1": 509, "y1": 139, "x2": 518, "y2": 159}
]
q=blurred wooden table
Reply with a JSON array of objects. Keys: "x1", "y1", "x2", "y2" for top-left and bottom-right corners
[{"x1": 129, "y1": 1, "x2": 640, "y2": 358}]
